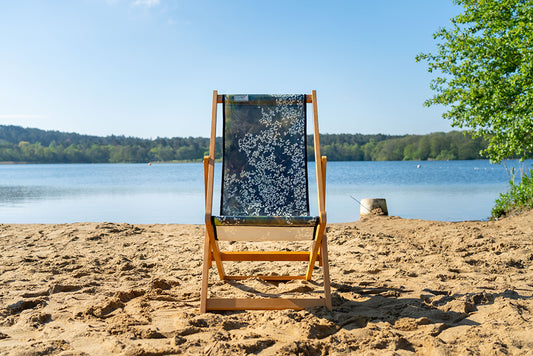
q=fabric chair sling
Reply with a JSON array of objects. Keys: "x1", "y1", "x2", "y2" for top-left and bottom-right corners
[{"x1": 201, "y1": 90, "x2": 331, "y2": 312}]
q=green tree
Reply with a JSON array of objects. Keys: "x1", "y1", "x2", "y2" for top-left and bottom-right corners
[
  {"x1": 417, "y1": 136, "x2": 431, "y2": 160},
  {"x1": 417, "y1": 0, "x2": 533, "y2": 217},
  {"x1": 362, "y1": 139, "x2": 377, "y2": 161},
  {"x1": 64, "y1": 144, "x2": 85, "y2": 163},
  {"x1": 403, "y1": 143, "x2": 418, "y2": 161},
  {"x1": 150, "y1": 144, "x2": 174, "y2": 162},
  {"x1": 416, "y1": 0, "x2": 533, "y2": 163},
  {"x1": 88, "y1": 144, "x2": 110, "y2": 163}
]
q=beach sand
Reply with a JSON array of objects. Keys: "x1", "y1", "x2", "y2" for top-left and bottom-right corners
[{"x1": 1, "y1": 211, "x2": 532, "y2": 355}]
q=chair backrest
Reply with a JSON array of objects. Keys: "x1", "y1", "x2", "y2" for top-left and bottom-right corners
[{"x1": 221, "y1": 94, "x2": 310, "y2": 217}]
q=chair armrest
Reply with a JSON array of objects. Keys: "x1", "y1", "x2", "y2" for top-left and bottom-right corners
[{"x1": 204, "y1": 155, "x2": 215, "y2": 221}]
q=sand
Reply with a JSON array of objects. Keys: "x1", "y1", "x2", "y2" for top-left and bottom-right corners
[{"x1": 1, "y1": 211, "x2": 532, "y2": 355}]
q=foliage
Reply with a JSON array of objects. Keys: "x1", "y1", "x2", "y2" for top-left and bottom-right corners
[
  {"x1": 308, "y1": 131, "x2": 486, "y2": 161},
  {"x1": 0, "y1": 125, "x2": 488, "y2": 163},
  {"x1": 492, "y1": 169, "x2": 533, "y2": 218},
  {"x1": 416, "y1": 0, "x2": 533, "y2": 163},
  {"x1": 0, "y1": 125, "x2": 219, "y2": 163}
]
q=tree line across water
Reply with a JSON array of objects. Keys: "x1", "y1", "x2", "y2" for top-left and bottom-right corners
[{"x1": 0, "y1": 125, "x2": 487, "y2": 164}]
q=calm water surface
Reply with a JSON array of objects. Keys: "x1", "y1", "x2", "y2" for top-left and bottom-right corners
[{"x1": 0, "y1": 160, "x2": 530, "y2": 223}]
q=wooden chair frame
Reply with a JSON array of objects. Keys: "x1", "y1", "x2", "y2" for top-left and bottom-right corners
[{"x1": 201, "y1": 90, "x2": 331, "y2": 312}]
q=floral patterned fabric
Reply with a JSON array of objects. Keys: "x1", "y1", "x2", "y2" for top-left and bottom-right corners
[{"x1": 219, "y1": 94, "x2": 311, "y2": 218}]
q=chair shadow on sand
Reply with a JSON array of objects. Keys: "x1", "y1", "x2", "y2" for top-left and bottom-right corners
[
  {"x1": 219, "y1": 280, "x2": 533, "y2": 341},
  {"x1": 209, "y1": 279, "x2": 533, "y2": 344}
]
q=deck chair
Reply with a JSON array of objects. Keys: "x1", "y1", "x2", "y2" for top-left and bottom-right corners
[{"x1": 201, "y1": 90, "x2": 331, "y2": 312}]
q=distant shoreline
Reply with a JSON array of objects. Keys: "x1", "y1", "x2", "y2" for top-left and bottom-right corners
[
  {"x1": 1, "y1": 124, "x2": 489, "y2": 163},
  {"x1": 1, "y1": 158, "x2": 501, "y2": 165}
]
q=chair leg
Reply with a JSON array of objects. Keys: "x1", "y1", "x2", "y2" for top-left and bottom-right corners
[
  {"x1": 306, "y1": 223, "x2": 326, "y2": 280},
  {"x1": 321, "y1": 235, "x2": 332, "y2": 310},
  {"x1": 200, "y1": 232, "x2": 211, "y2": 313},
  {"x1": 201, "y1": 233, "x2": 332, "y2": 313}
]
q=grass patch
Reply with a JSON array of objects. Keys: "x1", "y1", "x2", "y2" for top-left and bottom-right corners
[{"x1": 492, "y1": 168, "x2": 533, "y2": 219}]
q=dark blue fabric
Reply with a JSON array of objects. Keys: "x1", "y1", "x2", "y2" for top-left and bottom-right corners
[{"x1": 221, "y1": 94, "x2": 309, "y2": 217}]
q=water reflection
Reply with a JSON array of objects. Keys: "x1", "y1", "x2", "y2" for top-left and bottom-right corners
[{"x1": 0, "y1": 185, "x2": 65, "y2": 204}]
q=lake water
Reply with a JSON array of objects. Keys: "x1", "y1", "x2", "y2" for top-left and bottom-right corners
[{"x1": 0, "y1": 160, "x2": 531, "y2": 224}]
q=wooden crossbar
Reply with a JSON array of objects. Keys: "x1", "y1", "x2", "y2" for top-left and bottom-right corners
[
  {"x1": 223, "y1": 275, "x2": 308, "y2": 281},
  {"x1": 217, "y1": 251, "x2": 319, "y2": 262},
  {"x1": 217, "y1": 95, "x2": 313, "y2": 103},
  {"x1": 206, "y1": 298, "x2": 326, "y2": 310}
]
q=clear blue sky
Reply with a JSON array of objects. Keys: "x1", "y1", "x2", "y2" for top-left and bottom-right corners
[{"x1": 0, "y1": 0, "x2": 460, "y2": 139}]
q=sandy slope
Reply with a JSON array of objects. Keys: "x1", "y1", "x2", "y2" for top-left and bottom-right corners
[{"x1": 0, "y1": 211, "x2": 532, "y2": 355}]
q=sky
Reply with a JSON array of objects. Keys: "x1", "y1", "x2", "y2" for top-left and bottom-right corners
[{"x1": 0, "y1": 0, "x2": 461, "y2": 139}]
